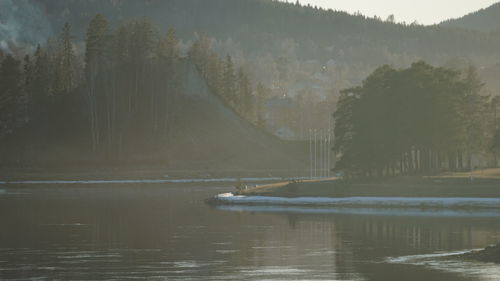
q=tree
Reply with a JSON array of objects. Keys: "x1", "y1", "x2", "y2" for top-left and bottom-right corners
[
  {"x1": 333, "y1": 61, "x2": 487, "y2": 177},
  {"x1": 237, "y1": 67, "x2": 253, "y2": 117},
  {"x1": 0, "y1": 55, "x2": 22, "y2": 138},
  {"x1": 223, "y1": 55, "x2": 236, "y2": 106},
  {"x1": 58, "y1": 22, "x2": 77, "y2": 95},
  {"x1": 255, "y1": 83, "x2": 268, "y2": 127},
  {"x1": 85, "y1": 14, "x2": 109, "y2": 151}
]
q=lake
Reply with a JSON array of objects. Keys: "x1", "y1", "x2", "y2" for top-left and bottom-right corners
[{"x1": 1, "y1": 182, "x2": 499, "y2": 280}]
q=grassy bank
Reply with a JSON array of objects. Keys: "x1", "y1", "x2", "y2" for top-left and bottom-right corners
[{"x1": 238, "y1": 169, "x2": 500, "y2": 198}]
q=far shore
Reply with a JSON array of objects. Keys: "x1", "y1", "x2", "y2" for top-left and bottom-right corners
[
  {"x1": 0, "y1": 166, "x2": 308, "y2": 182},
  {"x1": 234, "y1": 168, "x2": 500, "y2": 199}
]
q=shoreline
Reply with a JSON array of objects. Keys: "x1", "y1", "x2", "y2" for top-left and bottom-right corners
[
  {"x1": 235, "y1": 178, "x2": 500, "y2": 198},
  {"x1": 208, "y1": 169, "x2": 500, "y2": 209},
  {"x1": 0, "y1": 166, "x2": 308, "y2": 183}
]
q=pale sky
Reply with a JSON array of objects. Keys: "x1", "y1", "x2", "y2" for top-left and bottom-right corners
[{"x1": 291, "y1": 0, "x2": 499, "y2": 25}]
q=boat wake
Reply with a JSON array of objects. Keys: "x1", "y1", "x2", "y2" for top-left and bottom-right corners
[
  {"x1": 386, "y1": 250, "x2": 500, "y2": 280},
  {"x1": 213, "y1": 193, "x2": 500, "y2": 209}
]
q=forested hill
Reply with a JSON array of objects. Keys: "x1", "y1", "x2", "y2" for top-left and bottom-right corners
[
  {"x1": 0, "y1": 13, "x2": 308, "y2": 171},
  {"x1": 440, "y1": 2, "x2": 500, "y2": 33},
  {"x1": 5, "y1": 0, "x2": 500, "y2": 63}
]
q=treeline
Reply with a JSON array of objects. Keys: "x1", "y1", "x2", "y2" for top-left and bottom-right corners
[
  {"x1": 441, "y1": 2, "x2": 500, "y2": 32},
  {"x1": 333, "y1": 61, "x2": 500, "y2": 177},
  {"x1": 33, "y1": 0, "x2": 500, "y2": 60},
  {"x1": 0, "y1": 14, "x2": 260, "y2": 161}
]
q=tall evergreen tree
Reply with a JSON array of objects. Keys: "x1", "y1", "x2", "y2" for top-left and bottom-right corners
[
  {"x1": 223, "y1": 55, "x2": 236, "y2": 106},
  {"x1": 85, "y1": 14, "x2": 109, "y2": 151},
  {"x1": 255, "y1": 83, "x2": 267, "y2": 128},
  {"x1": 59, "y1": 23, "x2": 77, "y2": 94},
  {"x1": 237, "y1": 67, "x2": 252, "y2": 117},
  {"x1": 0, "y1": 55, "x2": 22, "y2": 138}
]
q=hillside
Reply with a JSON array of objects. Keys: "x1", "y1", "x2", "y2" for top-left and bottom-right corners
[
  {"x1": 1, "y1": 0, "x2": 500, "y2": 174},
  {"x1": 3, "y1": 0, "x2": 500, "y2": 138},
  {"x1": 165, "y1": 60, "x2": 308, "y2": 172},
  {"x1": 440, "y1": 2, "x2": 500, "y2": 32},
  {"x1": 0, "y1": 59, "x2": 308, "y2": 174},
  {"x1": 4, "y1": 1, "x2": 500, "y2": 97},
  {"x1": 4, "y1": 0, "x2": 500, "y2": 62}
]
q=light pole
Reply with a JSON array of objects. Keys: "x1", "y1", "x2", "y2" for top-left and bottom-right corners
[
  {"x1": 319, "y1": 129, "x2": 323, "y2": 178},
  {"x1": 309, "y1": 129, "x2": 312, "y2": 179},
  {"x1": 314, "y1": 129, "x2": 317, "y2": 178},
  {"x1": 327, "y1": 129, "x2": 331, "y2": 177}
]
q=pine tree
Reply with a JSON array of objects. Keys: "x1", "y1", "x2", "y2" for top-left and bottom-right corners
[
  {"x1": 59, "y1": 22, "x2": 76, "y2": 94},
  {"x1": 85, "y1": 14, "x2": 109, "y2": 151},
  {"x1": 223, "y1": 55, "x2": 236, "y2": 106},
  {"x1": 0, "y1": 55, "x2": 22, "y2": 138},
  {"x1": 255, "y1": 83, "x2": 267, "y2": 127},
  {"x1": 22, "y1": 54, "x2": 35, "y2": 123},
  {"x1": 237, "y1": 68, "x2": 252, "y2": 117}
]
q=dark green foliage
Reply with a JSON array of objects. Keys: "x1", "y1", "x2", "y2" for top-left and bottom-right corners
[
  {"x1": 0, "y1": 16, "x2": 188, "y2": 161},
  {"x1": 83, "y1": 17, "x2": 182, "y2": 157},
  {"x1": 0, "y1": 55, "x2": 23, "y2": 138},
  {"x1": 237, "y1": 68, "x2": 253, "y2": 118},
  {"x1": 223, "y1": 55, "x2": 237, "y2": 107},
  {"x1": 255, "y1": 83, "x2": 268, "y2": 128},
  {"x1": 30, "y1": 0, "x2": 500, "y2": 67},
  {"x1": 333, "y1": 62, "x2": 493, "y2": 176}
]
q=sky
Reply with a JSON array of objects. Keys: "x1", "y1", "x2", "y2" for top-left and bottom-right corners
[{"x1": 291, "y1": 0, "x2": 499, "y2": 25}]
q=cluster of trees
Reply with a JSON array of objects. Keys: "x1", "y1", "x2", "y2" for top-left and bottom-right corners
[
  {"x1": 83, "y1": 15, "x2": 183, "y2": 157},
  {"x1": 333, "y1": 61, "x2": 499, "y2": 176},
  {"x1": 0, "y1": 16, "x2": 183, "y2": 159},
  {"x1": 0, "y1": 14, "x2": 267, "y2": 162},
  {"x1": 0, "y1": 23, "x2": 82, "y2": 143},
  {"x1": 33, "y1": 0, "x2": 500, "y2": 61},
  {"x1": 9, "y1": 0, "x2": 500, "y2": 142}
]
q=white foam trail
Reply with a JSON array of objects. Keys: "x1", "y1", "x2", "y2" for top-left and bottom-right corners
[
  {"x1": 217, "y1": 205, "x2": 500, "y2": 217},
  {"x1": 214, "y1": 193, "x2": 500, "y2": 208},
  {"x1": 385, "y1": 250, "x2": 472, "y2": 264}
]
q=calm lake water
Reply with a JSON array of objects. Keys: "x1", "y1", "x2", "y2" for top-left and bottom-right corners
[{"x1": 1, "y1": 183, "x2": 499, "y2": 280}]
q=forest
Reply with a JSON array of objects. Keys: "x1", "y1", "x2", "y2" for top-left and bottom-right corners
[
  {"x1": 5, "y1": 0, "x2": 500, "y2": 141},
  {"x1": 0, "y1": 15, "x2": 262, "y2": 164},
  {"x1": 333, "y1": 62, "x2": 500, "y2": 176},
  {"x1": 2, "y1": 0, "x2": 500, "y2": 172}
]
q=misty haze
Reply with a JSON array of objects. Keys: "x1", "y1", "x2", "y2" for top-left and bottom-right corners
[{"x1": 1, "y1": 0, "x2": 500, "y2": 280}]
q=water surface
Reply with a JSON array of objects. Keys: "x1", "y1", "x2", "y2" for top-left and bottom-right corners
[{"x1": 0, "y1": 183, "x2": 499, "y2": 280}]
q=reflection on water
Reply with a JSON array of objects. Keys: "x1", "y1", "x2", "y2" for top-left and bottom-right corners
[
  {"x1": 0, "y1": 184, "x2": 499, "y2": 280},
  {"x1": 217, "y1": 205, "x2": 500, "y2": 218}
]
